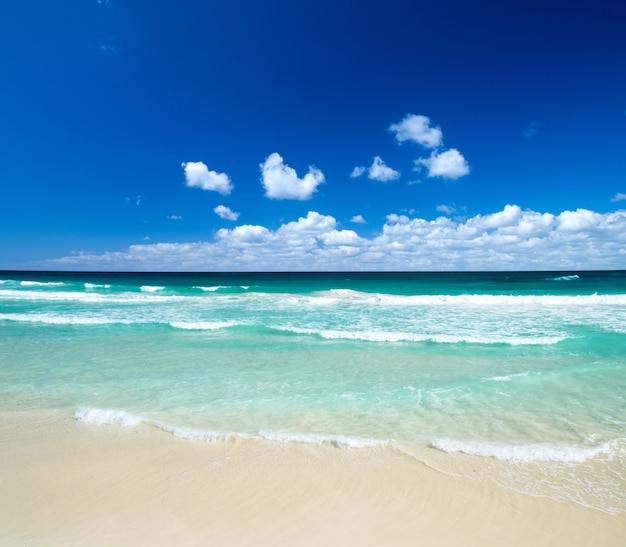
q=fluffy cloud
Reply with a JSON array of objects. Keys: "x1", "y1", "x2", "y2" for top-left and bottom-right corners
[
  {"x1": 214, "y1": 205, "x2": 240, "y2": 221},
  {"x1": 351, "y1": 157, "x2": 400, "y2": 182},
  {"x1": 350, "y1": 166, "x2": 366, "y2": 178},
  {"x1": 260, "y1": 152, "x2": 325, "y2": 200},
  {"x1": 611, "y1": 192, "x2": 626, "y2": 203},
  {"x1": 523, "y1": 121, "x2": 542, "y2": 138},
  {"x1": 182, "y1": 161, "x2": 233, "y2": 195},
  {"x1": 388, "y1": 114, "x2": 470, "y2": 180},
  {"x1": 436, "y1": 204, "x2": 456, "y2": 215},
  {"x1": 351, "y1": 215, "x2": 367, "y2": 224},
  {"x1": 415, "y1": 149, "x2": 470, "y2": 179},
  {"x1": 45, "y1": 206, "x2": 626, "y2": 271},
  {"x1": 368, "y1": 156, "x2": 400, "y2": 182},
  {"x1": 389, "y1": 114, "x2": 443, "y2": 148}
]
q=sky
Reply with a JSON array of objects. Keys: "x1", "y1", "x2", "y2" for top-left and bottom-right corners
[{"x1": 1, "y1": 0, "x2": 625, "y2": 271}]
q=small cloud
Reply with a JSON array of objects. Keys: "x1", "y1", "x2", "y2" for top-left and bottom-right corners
[
  {"x1": 350, "y1": 166, "x2": 366, "y2": 178},
  {"x1": 368, "y1": 156, "x2": 400, "y2": 182},
  {"x1": 98, "y1": 39, "x2": 119, "y2": 56},
  {"x1": 523, "y1": 121, "x2": 542, "y2": 138},
  {"x1": 125, "y1": 195, "x2": 142, "y2": 206},
  {"x1": 214, "y1": 205, "x2": 240, "y2": 221},
  {"x1": 386, "y1": 213, "x2": 410, "y2": 224},
  {"x1": 260, "y1": 152, "x2": 324, "y2": 200},
  {"x1": 436, "y1": 204, "x2": 456, "y2": 215},
  {"x1": 182, "y1": 161, "x2": 233, "y2": 195},
  {"x1": 167, "y1": 215, "x2": 182, "y2": 220},
  {"x1": 611, "y1": 192, "x2": 626, "y2": 203},
  {"x1": 351, "y1": 157, "x2": 400, "y2": 182},
  {"x1": 389, "y1": 114, "x2": 443, "y2": 148},
  {"x1": 351, "y1": 215, "x2": 367, "y2": 224},
  {"x1": 143, "y1": 236, "x2": 150, "y2": 241},
  {"x1": 415, "y1": 148, "x2": 470, "y2": 179}
]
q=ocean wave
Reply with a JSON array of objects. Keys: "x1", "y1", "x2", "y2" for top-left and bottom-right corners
[
  {"x1": 20, "y1": 280, "x2": 68, "y2": 287},
  {"x1": 73, "y1": 407, "x2": 386, "y2": 449},
  {"x1": 550, "y1": 275, "x2": 580, "y2": 281},
  {"x1": 169, "y1": 320, "x2": 240, "y2": 330},
  {"x1": 84, "y1": 282, "x2": 111, "y2": 289},
  {"x1": 74, "y1": 407, "x2": 143, "y2": 426},
  {"x1": 193, "y1": 285, "x2": 226, "y2": 292},
  {"x1": 0, "y1": 312, "x2": 136, "y2": 326},
  {"x1": 0, "y1": 289, "x2": 189, "y2": 304},
  {"x1": 324, "y1": 290, "x2": 626, "y2": 307},
  {"x1": 258, "y1": 430, "x2": 388, "y2": 448},
  {"x1": 430, "y1": 438, "x2": 617, "y2": 463},
  {"x1": 272, "y1": 326, "x2": 566, "y2": 345},
  {"x1": 485, "y1": 372, "x2": 532, "y2": 382},
  {"x1": 140, "y1": 285, "x2": 166, "y2": 292},
  {"x1": 3, "y1": 286, "x2": 626, "y2": 307}
]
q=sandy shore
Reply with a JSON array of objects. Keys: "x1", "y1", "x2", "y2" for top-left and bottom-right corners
[{"x1": 0, "y1": 412, "x2": 624, "y2": 546}]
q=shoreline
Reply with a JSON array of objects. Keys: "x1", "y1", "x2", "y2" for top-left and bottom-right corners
[{"x1": 1, "y1": 412, "x2": 624, "y2": 545}]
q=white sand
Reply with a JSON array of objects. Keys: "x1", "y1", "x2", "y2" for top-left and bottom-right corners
[{"x1": 1, "y1": 412, "x2": 624, "y2": 546}]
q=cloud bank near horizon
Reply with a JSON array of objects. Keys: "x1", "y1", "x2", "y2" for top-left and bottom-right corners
[{"x1": 44, "y1": 205, "x2": 626, "y2": 272}]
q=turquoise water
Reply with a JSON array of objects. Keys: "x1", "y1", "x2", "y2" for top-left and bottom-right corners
[{"x1": 1, "y1": 271, "x2": 625, "y2": 512}]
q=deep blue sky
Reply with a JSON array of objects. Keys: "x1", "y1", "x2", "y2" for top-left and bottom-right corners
[{"x1": 1, "y1": 0, "x2": 625, "y2": 271}]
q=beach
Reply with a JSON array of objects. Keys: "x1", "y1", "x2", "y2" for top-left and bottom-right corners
[
  {"x1": 1, "y1": 411, "x2": 624, "y2": 546},
  {"x1": 1, "y1": 271, "x2": 626, "y2": 544}
]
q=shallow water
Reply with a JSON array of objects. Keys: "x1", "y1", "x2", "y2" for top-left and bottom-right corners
[{"x1": 1, "y1": 270, "x2": 625, "y2": 512}]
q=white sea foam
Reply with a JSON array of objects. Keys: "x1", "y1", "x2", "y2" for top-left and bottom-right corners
[
  {"x1": 74, "y1": 407, "x2": 143, "y2": 426},
  {"x1": 325, "y1": 290, "x2": 626, "y2": 307},
  {"x1": 259, "y1": 430, "x2": 387, "y2": 448},
  {"x1": 431, "y1": 438, "x2": 616, "y2": 463},
  {"x1": 72, "y1": 408, "x2": 385, "y2": 449},
  {"x1": 550, "y1": 275, "x2": 580, "y2": 281},
  {"x1": 193, "y1": 285, "x2": 225, "y2": 291},
  {"x1": 84, "y1": 282, "x2": 111, "y2": 289},
  {"x1": 0, "y1": 288, "x2": 188, "y2": 304},
  {"x1": 273, "y1": 326, "x2": 565, "y2": 345},
  {"x1": 20, "y1": 280, "x2": 67, "y2": 287},
  {"x1": 169, "y1": 321, "x2": 238, "y2": 330},
  {"x1": 0, "y1": 313, "x2": 135, "y2": 326},
  {"x1": 160, "y1": 425, "x2": 246, "y2": 442},
  {"x1": 140, "y1": 285, "x2": 165, "y2": 292},
  {"x1": 487, "y1": 372, "x2": 531, "y2": 382}
]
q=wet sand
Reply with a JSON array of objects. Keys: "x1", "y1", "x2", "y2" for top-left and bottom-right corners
[{"x1": 1, "y1": 412, "x2": 624, "y2": 546}]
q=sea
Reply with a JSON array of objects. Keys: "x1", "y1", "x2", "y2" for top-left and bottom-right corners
[{"x1": 1, "y1": 270, "x2": 625, "y2": 514}]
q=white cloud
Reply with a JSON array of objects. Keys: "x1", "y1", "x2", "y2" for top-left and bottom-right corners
[
  {"x1": 216, "y1": 224, "x2": 271, "y2": 245},
  {"x1": 415, "y1": 148, "x2": 469, "y2": 179},
  {"x1": 351, "y1": 157, "x2": 399, "y2": 182},
  {"x1": 182, "y1": 161, "x2": 233, "y2": 195},
  {"x1": 611, "y1": 192, "x2": 626, "y2": 202},
  {"x1": 436, "y1": 204, "x2": 456, "y2": 215},
  {"x1": 98, "y1": 40, "x2": 119, "y2": 56},
  {"x1": 214, "y1": 205, "x2": 240, "y2": 221},
  {"x1": 368, "y1": 156, "x2": 400, "y2": 182},
  {"x1": 351, "y1": 215, "x2": 367, "y2": 224},
  {"x1": 386, "y1": 213, "x2": 410, "y2": 225},
  {"x1": 45, "y1": 206, "x2": 626, "y2": 272},
  {"x1": 319, "y1": 229, "x2": 364, "y2": 246},
  {"x1": 260, "y1": 152, "x2": 324, "y2": 200},
  {"x1": 523, "y1": 121, "x2": 542, "y2": 138},
  {"x1": 167, "y1": 215, "x2": 182, "y2": 220},
  {"x1": 350, "y1": 166, "x2": 366, "y2": 178},
  {"x1": 389, "y1": 114, "x2": 443, "y2": 148}
]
